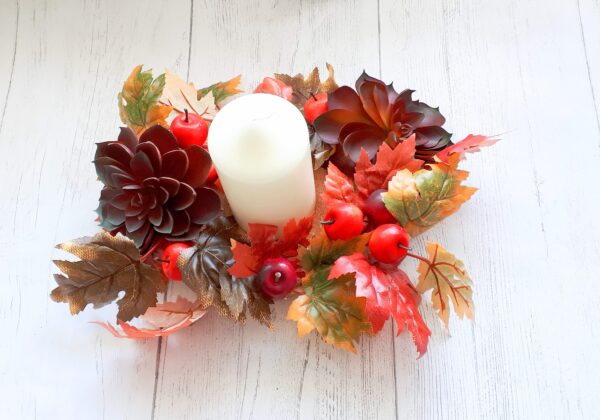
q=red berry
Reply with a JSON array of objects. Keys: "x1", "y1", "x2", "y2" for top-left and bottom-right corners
[
  {"x1": 364, "y1": 189, "x2": 397, "y2": 226},
  {"x1": 258, "y1": 258, "x2": 298, "y2": 299},
  {"x1": 161, "y1": 242, "x2": 191, "y2": 280},
  {"x1": 170, "y1": 109, "x2": 208, "y2": 148},
  {"x1": 322, "y1": 203, "x2": 364, "y2": 240},
  {"x1": 304, "y1": 92, "x2": 328, "y2": 124},
  {"x1": 368, "y1": 224, "x2": 410, "y2": 265}
]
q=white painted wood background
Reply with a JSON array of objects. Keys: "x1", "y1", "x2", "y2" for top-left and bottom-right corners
[{"x1": 1, "y1": 0, "x2": 599, "y2": 418}]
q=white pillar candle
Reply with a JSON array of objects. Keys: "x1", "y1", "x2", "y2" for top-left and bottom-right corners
[{"x1": 207, "y1": 93, "x2": 315, "y2": 230}]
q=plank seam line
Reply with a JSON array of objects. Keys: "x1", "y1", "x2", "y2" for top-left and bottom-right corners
[
  {"x1": 575, "y1": 0, "x2": 600, "y2": 145},
  {"x1": 0, "y1": 0, "x2": 19, "y2": 137}
]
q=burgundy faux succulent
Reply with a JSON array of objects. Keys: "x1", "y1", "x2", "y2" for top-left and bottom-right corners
[
  {"x1": 313, "y1": 72, "x2": 452, "y2": 174},
  {"x1": 94, "y1": 125, "x2": 221, "y2": 250}
]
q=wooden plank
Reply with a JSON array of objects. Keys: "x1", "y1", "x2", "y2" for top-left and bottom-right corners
[
  {"x1": 380, "y1": 0, "x2": 600, "y2": 418},
  {"x1": 578, "y1": 0, "x2": 600, "y2": 138},
  {"x1": 0, "y1": 1, "x2": 190, "y2": 418},
  {"x1": 151, "y1": 1, "x2": 397, "y2": 419}
]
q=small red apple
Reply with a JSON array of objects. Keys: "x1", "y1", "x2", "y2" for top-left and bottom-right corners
[
  {"x1": 321, "y1": 203, "x2": 364, "y2": 240},
  {"x1": 170, "y1": 109, "x2": 208, "y2": 148},
  {"x1": 368, "y1": 224, "x2": 410, "y2": 265},
  {"x1": 161, "y1": 242, "x2": 191, "y2": 280},
  {"x1": 258, "y1": 258, "x2": 298, "y2": 299},
  {"x1": 304, "y1": 92, "x2": 328, "y2": 124}
]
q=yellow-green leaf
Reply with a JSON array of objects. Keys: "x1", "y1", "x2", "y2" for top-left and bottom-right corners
[
  {"x1": 299, "y1": 230, "x2": 370, "y2": 273},
  {"x1": 287, "y1": 269, "x2": 370, "y2": 352},
  {"x1": 416, "y1": 242, "x2": 474, "y2": 328},
  {"x1": 118, "y1": 65, "x2": 172, "y2": 135},
  {"x1": 383, "y1": 154, "x2": 477, "y2": 236},
  {"x1": 197, "y1": 75, "x2": 243, "y2": 105}
]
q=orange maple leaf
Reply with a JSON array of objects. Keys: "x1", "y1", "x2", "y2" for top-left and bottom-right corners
[{"x1": 353, "y1": 135, "x2": 424, "y2": 198}]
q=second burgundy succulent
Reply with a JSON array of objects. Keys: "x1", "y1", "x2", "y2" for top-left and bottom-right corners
[{"x1": 313, "y1": 72, "x2": 452, "y2": 174}]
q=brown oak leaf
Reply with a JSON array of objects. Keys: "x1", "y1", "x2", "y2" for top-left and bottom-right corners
[{"x1": 51, "y1": 231, "x2": 166, "y2": 322}]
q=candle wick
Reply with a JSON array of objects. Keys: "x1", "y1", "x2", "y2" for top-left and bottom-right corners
[
  {"x1": 274, "y1": 272, "x2": 282, "y2": 282},
  {"x1": 310, "y1": 92, "x2": 317, "y2": 101},
  {"x1": 320, "y1": 219, "x2": 335, "y2": 225},
  {"x1": 184, "y1": 109, "x2": 189, "y2": 123}
]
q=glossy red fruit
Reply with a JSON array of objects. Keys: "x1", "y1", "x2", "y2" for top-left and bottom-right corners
[
  {"x1": 258, "y1": 258, "x2": 298, "y2": 299},
  {"x1": 170, "y1": 109, "x2": 208, "y2": 148},
  {"x1": 368, "y1": 224, "x2": 410, "y2": 265},
  {"x1": 364, "y1": 189, "x2": 397, "y2": 226},
  {"x1": 304, "y1": 92, "x2": 328, "y2": 124},
  {"x1": 322, "y1": 203, "x2": 364, "y2": 240},
  {"x1": 161, "y1": 242, "x2": 191, "y2": 280}
]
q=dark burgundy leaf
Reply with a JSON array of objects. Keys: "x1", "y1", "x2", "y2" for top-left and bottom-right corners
[
  {"x1": 183, "y1": 146, "x2": 212, "y2": 188},
  {"x1": 161, "y1": 150, "x2": 189, "y2": 179},
  {"x1": 170, "y1": 183, "x2": 197, "y2": 210},
  {"x1": 188, "y1": 188, "x2": 221, "y2": 224}
]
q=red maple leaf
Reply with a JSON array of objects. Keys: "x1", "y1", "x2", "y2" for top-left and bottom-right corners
[
  {"x1": 322, "y1": 162, "x2": 362, "y2": 207},
  {"x1": 435, "y1": 134, "x2": 498, "y2": 162},
  {"x1": 228, "y1": 217, "x2": 313, "y2": 277},
  {"x1": 329, "y1": 253, "x2": 430, "y2": 357},
  {"x1": 353, "y1": 135, "x2": 424, "y2": 198}
]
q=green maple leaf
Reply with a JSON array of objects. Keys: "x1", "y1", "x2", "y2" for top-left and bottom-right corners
[
  {"x1": 383, "y1": 154, "x2": 477, "y2": 236},
  {"x1": 287, "y1": 269, "x2": 370, "y2": 352},
  {"x1": 299, "y1": 230, "x2": 370, "y2": 273}
]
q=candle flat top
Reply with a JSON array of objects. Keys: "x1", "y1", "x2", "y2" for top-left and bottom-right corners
[{"x1": 208, "y1": 94, "x2": 310, "y2": 183}]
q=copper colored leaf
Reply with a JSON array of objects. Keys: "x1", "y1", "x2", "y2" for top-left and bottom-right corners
[
  {"x1": 177, "y1": 216, "x2": 272, "y2": 326},
  {"x1": 322, "y1": 162, "x2": 362, "y2": 208},
  {"x1": 118, "y1": 65, "x2": 172, "y2": 135},
  {"x1": 383, "y1": 154, "x2": 477, "y2": 236},
  {"x1": 93, "y1": 296, "x2": 206, "y2": 338},
  {"x1": 228, "y1": 240, "x2": 256, "y2": 278},
  {"x1": 160, "y1": 70, "x2": 217, "y2": 120},
  {"x1": 353, "y1": 135, "x2": 424, "y2": 198},
  {"x1": 197, "y1": 75, "x2": 243, "y2": 105},
  {"x1": 299, "y1": 230, "x2": 370, "y2": 273},
  {"x1": 228, "y1": 217, "x2": 313, "y2": 276},
  {"x1": 51, "y1": 231, "x2": 166, "y2": 322},
  {"x1": 416, "y1": 242, "x2": 474, "y2": 328},
  {"x1": 274, "y1": 63, "x2": 339, "y2": 108},
  {"x1": 329, "y1": 253, "x2": 430, "y2": 356},
  {"x1": 436, "y1": 134, "x2": 498, "y2": 162},
  {"x1": 287, "y1": 269, "x2": 370, "y2": 352}
]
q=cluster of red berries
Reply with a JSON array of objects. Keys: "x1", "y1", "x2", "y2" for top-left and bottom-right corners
[{"x1": 322, "y1": 190, "x2": 410, "y2": 264}]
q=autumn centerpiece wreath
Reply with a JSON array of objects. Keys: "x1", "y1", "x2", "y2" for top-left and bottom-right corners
[{"x1": 51, "y1": 64, "x2": 496, "y2": 355}]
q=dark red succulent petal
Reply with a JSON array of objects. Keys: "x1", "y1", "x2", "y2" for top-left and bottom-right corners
[
  {"x1": 313, "y1": 109, "x2": 372, "y2": 145},
  {"x1": 130, "y1": 151, "x2": 156, "y2": 180},
  {"x1": 171, "y1": 183, "x2": 197, "y2": 210},
  {"x1": 118, "y1": 127, "x2": 138, "y2": 150},
  {"x1": 343, "y1": 127, "x2": 386, "y2": 162},
  {"x1": 183, "y1": 146, "x2": 212, "y2": 188},
  {"x1": 161, "y1": 150, "x2": 189, "y2": 179},
  {"x1": 139, "y1": 125, "x2": 178, "y2": 155},
  {"x1": 188, "y1": 188, "x2": 221, "y2": 224},
  {"x1": 136, "y1": 142, "x2": 162, "y2": 174}
]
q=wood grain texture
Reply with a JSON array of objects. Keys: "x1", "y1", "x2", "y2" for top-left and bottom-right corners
[{"x1": 1, "y1": 0, "x2": 599, "y2": 419}]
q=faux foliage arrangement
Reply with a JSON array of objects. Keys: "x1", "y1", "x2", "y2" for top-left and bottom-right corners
[{"x1": 51, "y1": 64, "x2": 495, "y2": 355}]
